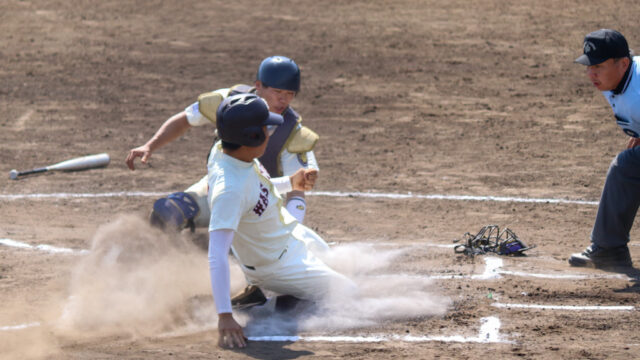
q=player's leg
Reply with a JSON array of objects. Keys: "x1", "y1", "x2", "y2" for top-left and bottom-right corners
[
  {"x1": 292, "y1": 222, "x2": 330, "y2": 254},
  {"x1": 591, "y1": 148, "x2": 640, "y2": 248},
  {"x1": 569, "y1": 148, "x2": 640, "y2": 268},
  {"x1": 247, "y1": 236, "x2": 356, "y2": 302},
  {"x1": 149, "y1": 175, "x2": 209, "y2": 231},
  {"x1": 184, "y1": 175, "x2": 211, "y2": 228}
]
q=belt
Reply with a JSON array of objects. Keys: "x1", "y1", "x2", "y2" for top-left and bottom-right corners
[{"x1": 244, "y1": 246, "x2": 288, "y2": 271}]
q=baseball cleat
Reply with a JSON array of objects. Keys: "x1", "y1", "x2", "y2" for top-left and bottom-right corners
[
  {"x1": 231, "y1": 285, "x2": 267, "y2": 310},
  {"x1": 568, "y1": 244, "x2": 632, "y2": 269}
]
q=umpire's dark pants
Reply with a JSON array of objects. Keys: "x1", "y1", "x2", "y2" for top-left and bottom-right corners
[{"x1": 592, "y1": 146, "x2": 640, "y2": 248}]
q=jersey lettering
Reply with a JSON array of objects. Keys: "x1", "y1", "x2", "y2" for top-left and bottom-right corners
[{"x1": 252, "y1": 183, "x2": 270, "y2": 216}]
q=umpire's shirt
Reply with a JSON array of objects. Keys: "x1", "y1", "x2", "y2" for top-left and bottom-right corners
[{"x1": 604, "y1": 56, "x2": 640, "y2": 137}]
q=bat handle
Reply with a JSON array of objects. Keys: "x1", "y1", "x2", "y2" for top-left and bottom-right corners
[{"x1": 18, "y1": 167, "x2": 48, "y2": 177}]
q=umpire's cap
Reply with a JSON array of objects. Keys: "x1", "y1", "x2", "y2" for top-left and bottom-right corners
[
  {"x1": 576, "y1": 29, "x2": 630, "y2": 66},
  {"x1": 216, "y1": 94, "x2": 283, "y2": 147},
  {"x1": 257, "y1": 56, "x2": 301, "y2": 92}
]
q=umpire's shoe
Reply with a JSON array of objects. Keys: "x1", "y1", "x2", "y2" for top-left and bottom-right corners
[{"x1": 568, "y1": 244, "x2": 632, "y2": 269}]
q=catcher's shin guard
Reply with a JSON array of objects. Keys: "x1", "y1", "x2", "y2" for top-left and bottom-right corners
[{"x1": 149, "y1": 192, "x2": 199, "y2": 232}]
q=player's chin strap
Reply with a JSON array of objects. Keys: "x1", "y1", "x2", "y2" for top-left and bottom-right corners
[{"x1": 453, "y1": 225, "x2": 535, "y2": 257}]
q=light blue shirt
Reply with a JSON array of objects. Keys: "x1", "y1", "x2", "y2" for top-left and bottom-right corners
[{"x1": 603, "y1": 56, "x2": 640, "y2": 137}]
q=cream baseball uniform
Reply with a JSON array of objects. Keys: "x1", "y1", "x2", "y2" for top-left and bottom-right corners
[
  {"x1": 183, "y1": 88, "x2": 319, "y2": 228},
  {"x1": 206, "y1": 142, "x2": 351, "y2": 314}
]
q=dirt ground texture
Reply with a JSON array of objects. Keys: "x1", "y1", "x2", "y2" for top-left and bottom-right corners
[{"x1": 2, "y1": 0, "x2": 640, "y2": 359}]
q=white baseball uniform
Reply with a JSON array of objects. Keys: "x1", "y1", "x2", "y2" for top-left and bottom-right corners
[{"x1": 206, "y1": 142, "x2": 352, "y2": 314}]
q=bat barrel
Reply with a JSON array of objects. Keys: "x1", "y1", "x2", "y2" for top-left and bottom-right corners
[{"x1": 50, "y1": 153, "x2": 110, "y2": 171}]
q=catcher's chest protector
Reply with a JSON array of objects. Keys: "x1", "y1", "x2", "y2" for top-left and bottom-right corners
[
  {"x1": 229, "y1": 84, "x2": 299, "y2": 177},
  {"x1": 258, "y1": 108, "x2": 298, "y2": 177}
]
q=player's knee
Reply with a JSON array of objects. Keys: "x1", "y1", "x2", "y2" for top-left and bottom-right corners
[{"x1": 149, "y1": 192, "x2": 200, "y2": 232}]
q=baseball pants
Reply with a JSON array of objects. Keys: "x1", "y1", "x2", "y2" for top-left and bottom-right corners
[
  {"x1": 237, "y1": 234, "x2": 355, "y2": 301},
  {"x1": 591, "y1": 146, "x2": 640, "y2": 248}
]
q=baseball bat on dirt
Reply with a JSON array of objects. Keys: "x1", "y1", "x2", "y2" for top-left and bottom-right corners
[{"x1": 9, "y1": 153, "x2": 110, "y2": 180}]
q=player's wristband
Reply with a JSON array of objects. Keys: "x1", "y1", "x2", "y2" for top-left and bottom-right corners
[{"x1": 271, "y1": 176, "x2": 293, "y2": 194}]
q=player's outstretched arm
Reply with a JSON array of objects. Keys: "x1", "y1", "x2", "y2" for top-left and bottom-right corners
[
  {"x1": 125, "y1": 111, "x2": 191, "y2": 170},
  {"x1": 209, "y1": 229, "x2": 247, "y2": 348},
  {"x1": 217, "y1": 313, "x2": 246, "y2": 348}
]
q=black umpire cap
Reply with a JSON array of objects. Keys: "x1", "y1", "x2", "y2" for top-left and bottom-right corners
[{"x1": 575, "y1": 29, "x2": 630, "y2": 66}]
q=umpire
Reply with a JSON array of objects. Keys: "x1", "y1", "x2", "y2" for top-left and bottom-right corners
[{"x1": 569, "y1": 29, "x2": 640, "y2": 270}]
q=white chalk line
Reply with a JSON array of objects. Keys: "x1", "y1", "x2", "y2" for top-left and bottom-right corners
[
  {"x1": 0, "y1": 191, "x2": 168, "y2": 200},
  {"x1": 492, "y1": 303, "x2": 635, "y2": 311},
  {"x1": 311, "y1": 191, "x2": 598, "y2": 206},
  {"x1": 0, "y1": 190, "x2": 598, "y2": 205},
  {"x1": 411, "y1": 257, "x2": 631, "y2": 281},
  {"x1": 0, "y1": 322, "x2": 40, "y2": 331},
  {"x1": 248, "y1": 316, "x2": 511, "y2": 344},
  {"x1": 0, "y1": 317, "x2": 509, "y2": 344},
  {"x1": 0, "y1": 255, "x2": 633, "y2": 339},
  {"x1": 0, "y1": 239, "x2": 630, "y2": 281},
  {"x1": 0, "y1": 238, "x2": 88, "y2": 255}
]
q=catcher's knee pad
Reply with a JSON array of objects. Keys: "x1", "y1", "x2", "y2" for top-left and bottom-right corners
[{"x1": 149, "y1": 192, "x2": 199, "y2": 232}]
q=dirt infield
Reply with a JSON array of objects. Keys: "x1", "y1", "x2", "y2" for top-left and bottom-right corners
[{"x1": 2, "y1": 0, "x2": 640, "y2": 359}]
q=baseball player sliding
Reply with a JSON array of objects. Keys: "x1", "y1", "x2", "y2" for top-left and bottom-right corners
[
  {"x1": 569, "y1": 29, "x2": 640, "y2": 270},
  {"x1": 125, "y1": 56, "x2": 320, "y2": 232},
  {"x1": 208, "y1": 94, "x2": 355, "y2": 348}
]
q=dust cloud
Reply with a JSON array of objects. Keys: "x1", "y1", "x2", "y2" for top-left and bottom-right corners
[
  {"x1": 242, "y1": 241, "x2": 451, "y2": 337},
  {"x1": 54, "y1": 215, "x2": 232, "y2": 338},
  {"x1": 3, "y1": 218, "x2": 449, "y2": 358}
]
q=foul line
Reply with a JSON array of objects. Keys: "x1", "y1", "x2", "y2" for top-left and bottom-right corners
[
  {"x1": 0, "y1": 322, "x2": 40, "y2": 331},
  {"x1": 248, "y1": 317, "x2": 510, "y2": 344},
  {"x1": 1, "y1": 318, "x2": 510, "y2": 344},
  {"x1": 0, "y1": 238, "x2": 88, "y2": 255},
  {"x1": 0, "y1": 190, "x2": 598, "y2": 205},
  {"x1": 310, "y1": 191, "x2": 598, "y2": 206},
  {"x1": 493, "y1": 303, "x2": 635, "y2": 311},
  {"x1": 0, "y1": 239, "x2": 630, "y2": 280},
  {"x1": 426, "y1": 257, "x2": 631, "y2": 281}
]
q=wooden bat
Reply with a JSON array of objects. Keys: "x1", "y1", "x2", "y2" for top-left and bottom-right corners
[{"x1": 9, "y1": 153, "x2": 110, "y2": 180}]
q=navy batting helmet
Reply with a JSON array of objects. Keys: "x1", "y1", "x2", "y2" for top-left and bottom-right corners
[
  {"x1": 257, "y1": 56, "x2": 301, "y2": 92},
  {"x1": 216, "y1": 94, "x2": 284, "y2": 147}
]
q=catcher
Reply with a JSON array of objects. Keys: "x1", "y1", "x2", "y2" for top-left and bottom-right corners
[{"x1": 125, "y1": 56, "x2": 320, "y2": 230}]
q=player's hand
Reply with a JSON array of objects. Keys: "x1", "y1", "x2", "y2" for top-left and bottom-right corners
[
  {"x1": 217, "y1": 313, "x2": 247, "y2": 348},
  {"x1": 125, "y1": 145, "x2": 152, "y2": 170},
  {"x1": 627, "y1": 137, "x2": 640, "y2": 149},
  {"x1": 290, "y1": 169, "x2": 318, "y2": 191}
]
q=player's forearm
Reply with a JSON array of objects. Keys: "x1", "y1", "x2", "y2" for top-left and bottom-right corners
[
  {"x1": 208, "y1": 229, "x2": 234, "y2": 314},
  {"x1": 145, "y1": 111, "x2": 191, "y2": 152},
  {"x1": 305, "y1": 150, "x2": 319, "y2": 171}
]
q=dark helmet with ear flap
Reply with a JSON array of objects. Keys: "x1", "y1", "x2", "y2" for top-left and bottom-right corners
[
  {"x1": 216, "y1": 94, "x2": 284, "y2": 147},
  {"x1": 257, "y1": 56, "x2": 301, "y2": 92}
]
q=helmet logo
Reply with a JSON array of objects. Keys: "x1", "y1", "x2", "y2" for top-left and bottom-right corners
[{"x1": 583, "y1": 41, "x2": 596, "y2": 54}]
